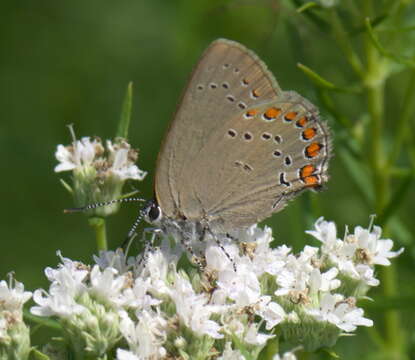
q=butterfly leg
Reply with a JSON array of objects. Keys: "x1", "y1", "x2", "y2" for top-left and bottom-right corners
[
  {"x1": 136, "y1": 228, "x2": 161, "y2": 267},
  {"x1": 169, "y1": 221, "x2": 206, "y2": 270},
  {"x1": 207, "y1": 229, "x2": 237, "y2": 272}
]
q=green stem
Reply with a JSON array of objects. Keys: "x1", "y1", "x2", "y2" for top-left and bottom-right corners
[
  {"x1": 88, "y1": 217, "x2": 108, "y2": 251},
  {"x1": 363, "y1": 0, "x2": 404, "y2": 356},
  {"x1": 367, "y1": 84, "x2": 387, "y2": 212}
]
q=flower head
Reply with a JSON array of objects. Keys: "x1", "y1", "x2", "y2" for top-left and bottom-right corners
[
  {"x1": 54, "y1": 130, "x2": 146, "y2": 216},
  {"x1": 0, "y1": 277, "x2": 32, "y2": 359}
]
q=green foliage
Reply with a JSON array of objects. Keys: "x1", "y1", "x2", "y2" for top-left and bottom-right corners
[{"x1": 1, "y1": 0, "x2": 414, "y2": 358}]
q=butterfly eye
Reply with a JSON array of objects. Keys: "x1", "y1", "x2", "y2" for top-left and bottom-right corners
[{"x1": 146, "y1": 203, "x2": 162, "y2": 223}]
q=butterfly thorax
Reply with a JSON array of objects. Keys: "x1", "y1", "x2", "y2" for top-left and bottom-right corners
[{"x1": 144, "y1": 198, "x2": 210, "y2": 245}]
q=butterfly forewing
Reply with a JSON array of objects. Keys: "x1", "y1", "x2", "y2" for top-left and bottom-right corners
[
  {"x1": 155, "y1": 39, "x2": 331, "y2": 233},
  {"x1": 155, "y1": 39, "x2": 283, "y2": 219}
]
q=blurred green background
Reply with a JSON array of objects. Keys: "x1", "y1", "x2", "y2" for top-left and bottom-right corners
[{"x1": 1, "y1": 0, "x2": 414, "y2": 358}]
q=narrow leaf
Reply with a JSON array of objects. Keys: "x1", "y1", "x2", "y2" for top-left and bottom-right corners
[
  {"x1": 365, "y1": 18, "x2": 415, "y2": 68},
  {"x1": 292, "y1": 0, "x2": 330, "y2": 31},
  {"x1": 389, "y1": 217, "x2": 414, "y2": 246},
  {"x1": 30, "y1": 349, "x2": 51, "y2": 360},
  {"x1": 296, "y1": 1, "x2": 318, "y2": 13},
  {"x1": 24, "y1": 309, "x2": 62, "y2": 331},
  {"x1": 338, "y1": 147, "x2": 374, "y2": 204},
  {"x1": 378, "y1": 172, "x2": 414, "y2": 226},
  {"x1": 59, "y1": 178, "x2": 73, "y2": 194},
  {"x1": 297, "y1": 63, "x2": 361, "y2": 93},
  {"x1": 117, "y1": 81, "x2": 134, "y2": 139},
  {"x1": 349, "y1": 13, "x2": 387, "y2": 36}
]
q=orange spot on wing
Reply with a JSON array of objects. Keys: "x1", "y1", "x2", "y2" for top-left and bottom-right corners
[
  {"x1": 246, "y1": 109, "x2": 258, "y2": 117},
  {"x1": 305, "y1": 142, "x2": 322, "y2": 158},
  {"x1": 304, "y1": 175, "x2": 319, "y2": 186},
  {"x1": 302, "y1": 128, "x2": 317, "y2": 140},
  {"x1": 296, "y1": 116, "x2": 308, "y2": 127},
  {"x1": 264, "y1": 107, "x2": 282, "y2": 120},
  {"x1": 300, "y1": 165, "x2": 315, "y2": 179},
  {"x1": 284, "y1": 111, "x2": 297, "y2": 121}
]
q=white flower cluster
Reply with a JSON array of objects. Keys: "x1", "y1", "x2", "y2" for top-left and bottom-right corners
[
  {"x1": 55, "y1": 136, "x2": 147, "y2": 181},
  {"x1": 29, "y1": 218, "x2": 403, "y2": 359},
  {"x1": 0, "y1": 278, "x2": 32, "y2": 358},
  {"x1": 54, "y1": 133, "x2": 147, "y2": 216}
]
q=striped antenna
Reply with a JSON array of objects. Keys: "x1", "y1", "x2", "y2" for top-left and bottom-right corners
[{"x1": 64, "y1": 197, "x2": 146, "y2": 213}]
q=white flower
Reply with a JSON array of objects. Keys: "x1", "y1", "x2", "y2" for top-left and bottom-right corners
[
  {"x1": 217, "y1": 342, "x2": 246, "y2": 360},
  {"x1": 348, "y1": 225, "x2": 404, "y2": 266},
  {"x1": 306, "y1": 293, "x2": 373, "y2": 332},
  {"x1": 116, "y1": 348, "x2": 140, "y2": 360},
  {"x1": 121, "y1": 277, "x2": 161, "y2": 310},
  {"x1": 31, "y1": 288, "x2": 85, "y2": 318},
  {"x1": 55, "y1": 137, "x2": 101, "y2": 172},
  {"x1": 0, "y1": 280, "x2": 32, "y2": 313},
  {"x1": 273, "y1": 351, "x2": 297, "y2": 360},
  {"x1": 106, "y1": 140, "x2": 147, "y2": 180},
  {"x1": 309, "y1": 268, "x2": 340, "y2": 295},
  {"x1": 255, "y1": 296, "x2": 286, "y2": 330},
  {"x1": 89, "y1": 265, "x2": 127, "y2": 307},
  {"x1": 142, "y1": 249, "x2": 171, "y2": 296},
  {"x1": 170, "y1": 273, "x2": 223, "y2": 339},
  {"x1": 54, "y1": 133, "x2": 146, "y2": 217},
  {"x1": 216, "y1": 259, "x2": 261, "y2": 307},
  {"x1": 306, "y1": 217, "x2": 338, "y2": 250},
  {"x1": 274, "y1": 247, "x2": 317, "y2": 297},
  {"x1": 306, "y1": 218, "x2": 403, "y2": 288},
  {"x1": 44, "y1": 251, "x2": 88, "y2": 296},
  {"x1": 244, "y1": 225, "x2": 289, "y2": 276},
  {"x1": 94, "y1": 249, "x2": 135, "y2": 274},
  {"x1": 55, "y1": 136, "x2": 146, "y2": 182},
  {"x1": 354, "y1": 264, "x2": 379, "y2": 286},
  {"x1": 31, "y1": 253, "x2": 89, "y2": 317},
  {"x1": 244, "y1": 323, "x2": 274, "y2": 345},
  {"x1": 119, "y1": 310, "x2": 167, "y2": 359}
]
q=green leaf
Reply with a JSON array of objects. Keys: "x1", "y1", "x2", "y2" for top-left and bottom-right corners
[
  {"x1": 258, "y1": 336, "x2": 279, "y2": 359},
  {"x1": 24, "y1": 309, "x2": 62, "y2": 331},
  {"x1": 378, "y1": 172, "x2": 414, "y2": 226},
  {"x1": 388, "y1": 217, "x2": 414, "y2": 246},
  {"x1": 297, "y1": 63, "x2": 361, "y2": 93},
  {"x1": 291, "y1": 0, "x2": 330, "y2": 31},
  {"x1": 59, "y1": 178, "x2": 73, "y2": 194},
  {"x1": 116, "y1": 81, "x2": 134, "y2": 139},
  {"x1": 349, "y1": 13, "x2": 387, "y2": 36},
  {"x1": 319, "y1": 347, "x2": 341, "y2": 358},
  {"x1": 338, "y1": 146, "x2": 374, "y2": 205},
  {"x1": 30, "y1": 349, "x2": 50, "y2": 360},
  {"x1": 296, "y1": 1, "x2": 318, "y2": 13},
  {"x1": 365, "y1": 18, "x2": 415, "y2": 69},
  {"x1": 359, "y1": 295, "x2": 415, "y2": 311}
]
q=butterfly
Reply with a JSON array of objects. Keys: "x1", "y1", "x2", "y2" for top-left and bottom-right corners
[{"x1": 69, "y1": 39, "x2": 331, "y2": 255}]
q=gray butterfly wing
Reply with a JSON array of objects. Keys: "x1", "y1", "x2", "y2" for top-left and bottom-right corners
[
  {"x1": 155, "y1": 39, "x2": 283, "y2": 219},
  {"x1": 184, "y1": 95, "x2": 331, "y2": 233},
  {"x1": 155, "y1": 39, "x2": 331, "y2": 233}
]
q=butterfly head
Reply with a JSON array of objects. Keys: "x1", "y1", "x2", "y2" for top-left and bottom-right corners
[{"x1": 143, "y1": 199, "x2": 163, "y2": 225}]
